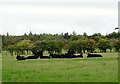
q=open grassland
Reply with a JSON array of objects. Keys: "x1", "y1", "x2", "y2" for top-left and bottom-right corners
[{"x1": 2, "y1": 53, "x2": 118, "y2": 82}]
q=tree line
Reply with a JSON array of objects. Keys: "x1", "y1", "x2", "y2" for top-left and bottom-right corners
[{"x1": 1, "y1": 31, "x2": 120, "y2": 56}]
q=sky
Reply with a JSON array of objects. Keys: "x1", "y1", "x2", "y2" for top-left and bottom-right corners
[{"x1": 0, "y1": 0, "x2": 119, "y2": 35}]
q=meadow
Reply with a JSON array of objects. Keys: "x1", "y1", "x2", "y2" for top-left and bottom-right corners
[{"x1": 2, "y1": 52, "x2": 118, "y2": 82}]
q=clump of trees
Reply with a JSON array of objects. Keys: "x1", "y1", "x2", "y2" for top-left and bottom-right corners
[{"x1": 1, "y1": 31, "x2": 120, "y2": 56}]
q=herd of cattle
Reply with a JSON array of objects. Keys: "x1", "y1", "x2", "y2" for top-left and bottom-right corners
[{"x1": 16, "y1": 50, "x2": 102, "y2": 60}]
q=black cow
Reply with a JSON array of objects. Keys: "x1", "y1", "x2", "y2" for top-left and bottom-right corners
[
  {"x1": 87, "y1": 53, "x2": 102, "y2": 58},
  {"x1": 59, "y1": 54, "x2": 65, "y2": 58},
  {"x1": 25, "y1": 51, "x2": 43, "y2": 59},
  {"x1": 25, "y1": 55, "x2": 39, "y2": 59},
  {"x1": 35, "y1": 51, "x2": 43, "y2": 58},
  {"x1": 34, "y1": 51, "x2": 50, "y2": 59},
  {"x1": 66, "y1": 49, "x2": 76, "y2": 58},
  {"x1": 16, "y1": 55, "x2": 26, "y2": 60},
  {"x1": 49, "y1": 54, "x2": 59, "y2": 58},
  {"x1": 49, "y1": 53, "x2": 76, "y2": 58},
  {"x1": 67, "y1": 49, "x2": 75, "y2": 55},
  {"x1": 16, "y1": 50, "x2": 45, "y2": 60},
  {"x1": 49, "y1": 54, "x2": 62, "y2": 58},
  {"x1": 25, "y1": 51, "x2": 40, "y2": 59}
]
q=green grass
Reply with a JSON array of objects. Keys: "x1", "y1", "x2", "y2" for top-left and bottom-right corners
[
  {"x1": 2, "y1": 53, "x2": 118, "y2": 82},
  {"x1": 0, "y1": 53, "x2": 2, "y2": 83}
]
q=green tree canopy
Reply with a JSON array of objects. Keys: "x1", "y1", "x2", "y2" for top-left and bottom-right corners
[{"x1": 97, "y1": 38, "x2": 110, "y2": 52}]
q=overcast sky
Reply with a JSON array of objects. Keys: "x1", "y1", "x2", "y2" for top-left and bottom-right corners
[{"x1": 0, "y1": 0, "x2": 119, "y2": 35}]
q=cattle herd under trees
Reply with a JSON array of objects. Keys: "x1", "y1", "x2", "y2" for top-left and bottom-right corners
[
  {"x1": 16, "y1": 49, "x2": 102, "y2": 60},
  {"x1": 2, "y1": 32, "x2": 119, "y2": 60}
]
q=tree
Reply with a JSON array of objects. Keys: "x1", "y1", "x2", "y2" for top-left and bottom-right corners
[
  {"x1": 97, "y1": 39, "x2": 109, "y2": 52},
  {"x1": 86, "y1": 39, "x2": 96, "y2": 53},
  {"x1": 70, "y1": 35, "x2": 79, "y2": 41},
  {"x1": 7, "y1": 45, "x2": 15, "y2": 56},
  {"x1": 47, "y1": 40, "x2": 64, "y2": 54},
  {"x1": 63, "y1": 32, "x2": 71, "y2": 40},
  {"x1": 72, "y1": 31, "x2": 76, "y2": 35},
  {"x1": 23, "y1": 33, "x2": 28, "y2": 40},
  {"x1": 92, "y1": 33, "x2": 101, "y2": 37},
  {"x1": 29, "y1": 31, "x2": 33, "y2": 36},
  {"x1": 7, "y1": 32, "x2": 9, "y2": 37},
  {"x1": 91, "y1": 33, "x2": 102, "y2": 43},
  {"x1": 77, "y1": 40, "x2": 87, "y2": 53},
  {"x1": 0, "y1": 35, "x2": 2, "y2": 53},
  {"x1": 15, "y1": 40, "x2": 33, "y2": 55},
  {"x1": 107, "y1": 39, "x2": 114, "y2": 52},
  {"x1": 54, "y1": 41, "x2": 64, "y2": 54},
  {"x1": 2, "y1": 31, "x2": 120, "y2": 54},
  {"x1": 83, "y1": 32, "x2": 88, "y2": 38},
  {"x1": 113, "y1": 39, "x2": 120, "y2": 52},
  {"x1": 69, "y1": 41, "x2": 78, "y2": 53},
  {"x1": 32, "y1": 41, "x2": 47, "y2": 54},
  {"x1": 106, "y1": 32, "x2": 118, "y2": 39}
]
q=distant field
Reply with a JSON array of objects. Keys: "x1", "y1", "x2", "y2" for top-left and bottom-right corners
[{"x1": 2, "y1": 53, "x2": 118, "y2": 82}]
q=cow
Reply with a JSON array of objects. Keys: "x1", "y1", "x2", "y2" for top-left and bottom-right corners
[
  {"x1": 49, "y1": 54, "x2": 59, "y2": 58},
  {"x1": 25, "y1": 55, "x2": 39, "y2": 59},
  {"x1": 16, "y1": 55, "x2": 26, "y2": 60},
  {"x1": 87, "y1": 53, "x2": 102, "y2": 58}
]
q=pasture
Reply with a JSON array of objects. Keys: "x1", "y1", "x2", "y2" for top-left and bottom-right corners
[{"x1": 2, "y1": 52, "x2": 118, "y2": 82}]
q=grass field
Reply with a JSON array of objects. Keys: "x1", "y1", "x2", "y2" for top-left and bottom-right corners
[{"x1": 2, "y1": 53, "x2": 118, "y2": 82}]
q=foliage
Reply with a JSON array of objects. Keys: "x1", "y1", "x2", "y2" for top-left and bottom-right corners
[
  {"x1": 7, "y1": 40, "x2": 33, "y2": 55},
  {"x1": 33, "y1": 41, "x2": 47, "y2": 52},
  {"x1": 113, "y1": 39, "x2": 120, "y2": 52},
  {"x1": 86, "y1": 39, "x2": 96, "y2": 53},
  {"x1": 97, "y1": 39, "x2": 110, "y2": 52},
  {"x1": 47, "y1": 40, "x2": 64, "y2": 54},
  {"x1": 1, "y1": 31, "x2": 119, "y2": 55}
]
